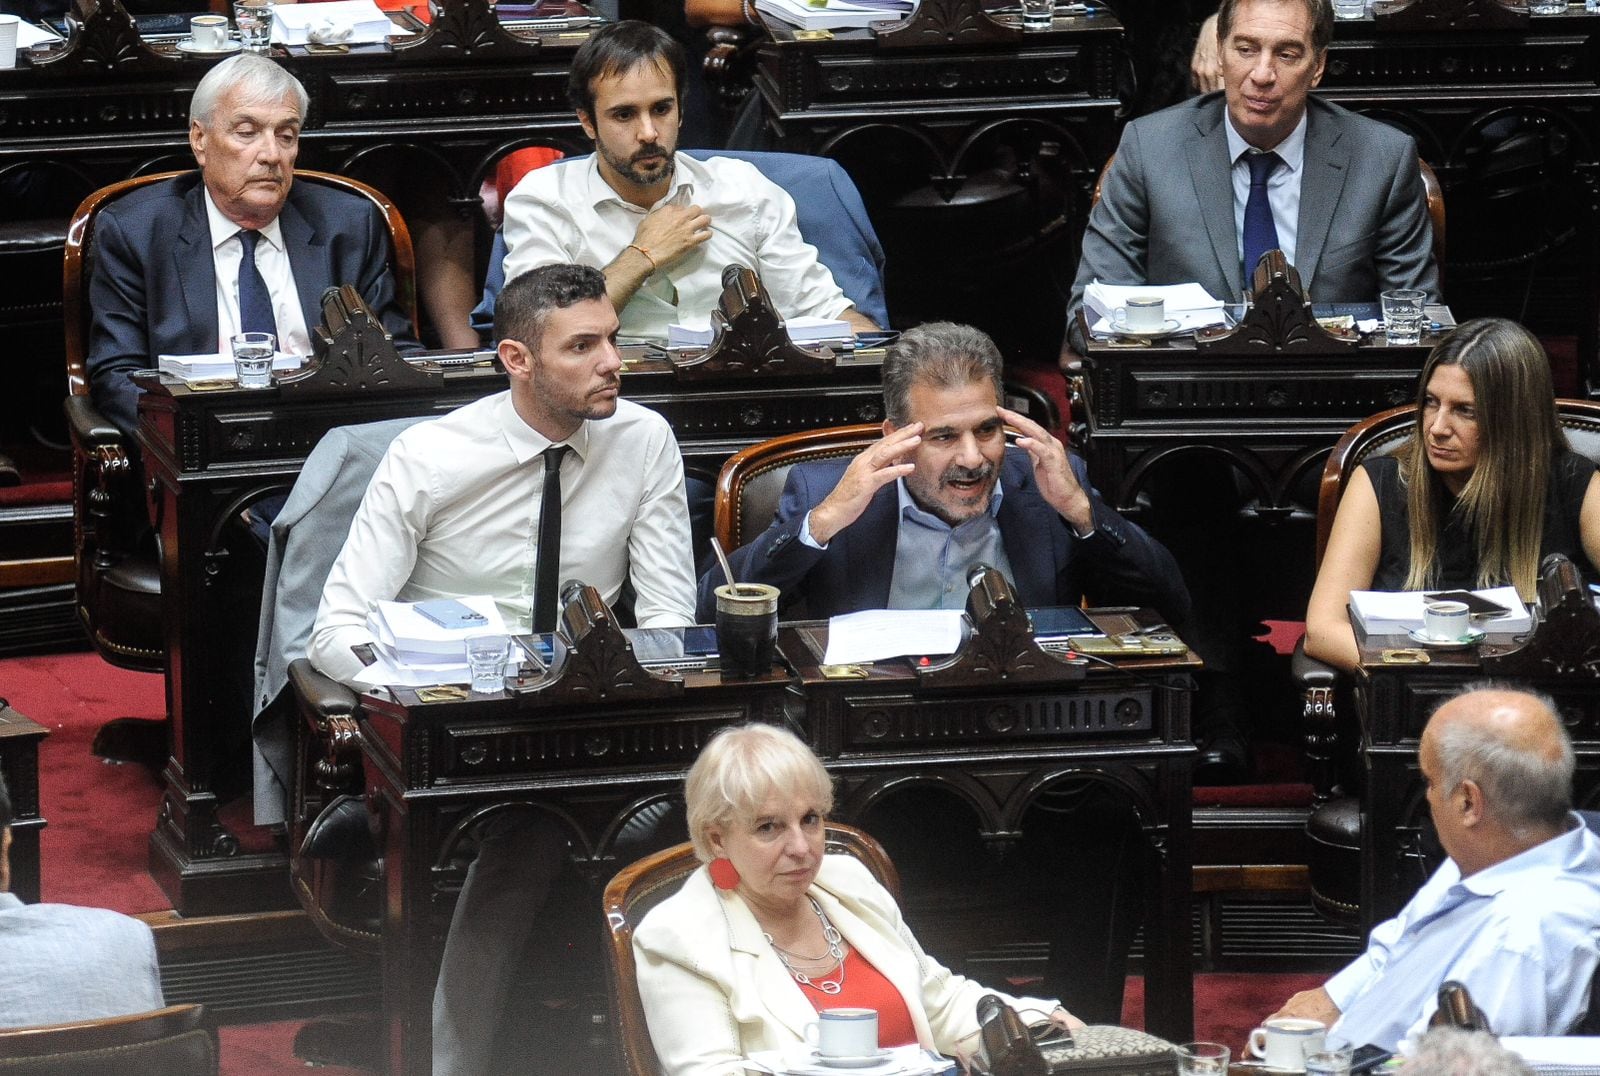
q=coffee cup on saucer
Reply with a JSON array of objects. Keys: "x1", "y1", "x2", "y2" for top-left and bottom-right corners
[
  {"x1": 1247, "y1": 1017, "x2": 1326, "y2": 1071},
  {"x1": 189, "y1": 14, "x2": 231, "y2": 50},
  {"x1": 1113, "y1": 295, "x2": 1166, "y2": 334},
  {"x1": 1422, "y1": 600, "x2": 1471, "y2": 643},
  {"x1": 804, "y1": 1007, "x2": 878, "y2": 1062}
]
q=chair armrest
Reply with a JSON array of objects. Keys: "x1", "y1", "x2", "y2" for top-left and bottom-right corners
[
  {"x1": 702, "y1": 25, "x2": 758, "y2": 116},
  {"x1": 288, "y1": 657, "x2": 360, "y2": 721},
  {"x1": 1293, "y1": 637, "x2": 1343, "y2": 805},
  {"x1": 64, "y1": 393, "x2": 126, "y2": 451}
]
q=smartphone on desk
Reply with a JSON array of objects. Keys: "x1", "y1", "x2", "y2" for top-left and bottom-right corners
[
  {"x1": 414, "y1": 598, "x2": 488, "y2": 631},
  {"x1": 1423, "y1": 590, "x2": 1513, "y2": 618}
]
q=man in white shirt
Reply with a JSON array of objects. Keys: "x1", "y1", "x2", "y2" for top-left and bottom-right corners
[
  {"x1": 1268, "y1": 686, "x2": 1600, "y2": 1053},
  {"x1": 1064, "y1": 0, "x2": 1437, "y2": 353},
  {"x1": 308, "y1": 263, "x2": 695, "y2": 1076},
  {"x1": 86, "y1": 52, "x2": 417, "y2": 437},
  {"x1": 500, "y1": 20, "x2": 880, "y2": 342}
]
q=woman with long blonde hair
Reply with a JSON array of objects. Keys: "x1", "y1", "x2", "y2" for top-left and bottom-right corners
[{"x1": 1305, "y1": 317, "x2": 1600, "y2": 672}]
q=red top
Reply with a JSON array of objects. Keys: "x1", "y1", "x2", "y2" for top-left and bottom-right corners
[{"x1": 800, "y1": 949, "x2": 918, "y2": 1049}]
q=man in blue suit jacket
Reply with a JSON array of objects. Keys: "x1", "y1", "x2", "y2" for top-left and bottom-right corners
[
  {"x1": 698, "y1": 322, "x2": 1191, "y2": 627},
  {"x1": 87, "y1": 53, "x2": 416, "y2": 437}
]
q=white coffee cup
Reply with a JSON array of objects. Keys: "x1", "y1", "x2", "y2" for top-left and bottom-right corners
[
  {"x1": 0, "y1": 14, "x2": 19, "y2": 69},
  {"x1": 1114, "y1": 295, "x2": 1165, "y2": 333},
  {"x1": 190, "y1": 14, "x2": 230, "y2": 49},
  {"x1": 1422, "y1": 600, "x2": 1471, "y2": 643},
  {"x1": 1248, "y1": 1017, "x2": 1326, "y2": 1071},
  {"x1": 804, "y1": 1007, "x2": 878, "y2": 1059}
]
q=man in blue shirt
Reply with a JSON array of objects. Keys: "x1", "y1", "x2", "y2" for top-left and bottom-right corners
[
  {"x1": 1269, "y1": 686, "x2": 1600, "y2": 1053},
  {"x1": 0, "y1": 771, "x2": 165, "y2": 1028},
  {"x1": 698, "y1": 321, "x2": 1190, "y2": 624}
]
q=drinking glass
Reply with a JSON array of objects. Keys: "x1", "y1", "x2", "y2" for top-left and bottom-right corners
[
  {"x1": 1176, "y1": 1042, "x2": 1230, "y2": 1076},
  {"x1": 463, "y1": 633, "x2": 510, "y2": 693},
  {"x1": 1333, "y1": 0, "x2": 1365, "y2": 17},
  {"x1": 1020, "y1": 0, "x2": 1054, "y2": 30},
  {"x1": 231, "y1": 332, "x2": 275, "y2": 388},
  {"x1": 1307, "y1": 1047, "x2": 1355, "y2": 1076},
  {"x1": 234, "y1": 0, "x2": 271, "y2": 50},
  {"x1": 1530, "y1": 0, "x2": 1567, "y2": 13},
  {"x1": 1380, "y1": 288, "x2": 1427, "y2": 346}
]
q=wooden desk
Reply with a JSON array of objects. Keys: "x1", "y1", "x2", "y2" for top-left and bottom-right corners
[
  {"x1": 781, "y1": 620, "x2": 1202, "y2": 1043},
  {"x1": 1354, "y1": 628, "x2": 1600, "y2": 930},
  {"x1": 132, "y1": 353, "x2": 884, "y2": 915},
  {"x1": 0, "y1": 704, "x2": 48, "y2": 904}
]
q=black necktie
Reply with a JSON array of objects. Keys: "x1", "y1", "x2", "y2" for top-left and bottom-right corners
[
  {"x1": 1241, "y1": 151, "x2": 1282, "y2": 286},
  {"x1": 533, "y1": 445, "x2": 569, "y2": 634},
  {"x1": 237, "y1": 230, "x2": 278, "y2": 338}
]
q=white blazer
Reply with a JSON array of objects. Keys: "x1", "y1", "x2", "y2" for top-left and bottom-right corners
[{"x1": 632, "y1": 855, "x2": 1060, "y2": 1075}]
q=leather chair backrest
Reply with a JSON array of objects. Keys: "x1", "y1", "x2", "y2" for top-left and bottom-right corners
[
  {"x1": 600, "y1": 822, "x2": 900, "y2": 1076},
  {"x1": 473, "y1": 149, "x2": 890, "y2": 333},
  {"x1": 64, "y1": 169, "x2": 418, "y2": 397},
  {"x1": 1314, "y1": 399, "x2": 1600, "y2": 567},
  {"x1": 713, "y1": 424, "x2": 882, "y2": 555},
  {"x1": 0, "y1": 1004, "x2": 215, "y2": 1075}
]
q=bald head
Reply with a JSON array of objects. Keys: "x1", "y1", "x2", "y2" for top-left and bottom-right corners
[{"x1": 1422, "y1": 687, "x2": 1573, "y2": 871}]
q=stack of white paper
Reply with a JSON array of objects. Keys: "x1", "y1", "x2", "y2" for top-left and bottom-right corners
[
  {"x1": 1502, "y1": 1038, "x2": 1600, "y2": 1076},
  {"x1": 158, "y1": 352, "x2": 306, "y2": 383},
  {"x1": 1084, "y1": 281, "x2": 1225, "y2": 337},
  {"x1": 271, "y1": 0, "x2": 412, "y2": 45},
  {"x1": 667, "y1": 315, "x2": 852, "y2": 349},
  {"x1": 754, "y1": 0, "x2": 914, "y2": 31},
  {"x1": 744, "y1": 1043, "x2": 953, "y2": 1075},
  {"x1": 821, "y1": 609, "x2": 964, "y2": 665},
  {"x1": 353, "y1": 596, "x2": 506, "y2": 688},
  {"x1": 1348, "y1": 587, "x2": 1531, "y2": 636}
]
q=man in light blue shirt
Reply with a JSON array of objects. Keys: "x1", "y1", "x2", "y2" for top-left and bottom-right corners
[
  {"x1": 1269, "y1": 686, "x2": 1600, "y2": 1053},
  {"x1": 0, "y1": 770, "x2": 166, "y2": 1028}
]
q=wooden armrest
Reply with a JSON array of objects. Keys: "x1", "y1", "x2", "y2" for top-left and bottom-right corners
[
  {"x1": 288, "y1": 657, "x2": 359, "y2": 721},
  {"x1": 64, "y1": 393, "x2": 126, "y2": 450}
]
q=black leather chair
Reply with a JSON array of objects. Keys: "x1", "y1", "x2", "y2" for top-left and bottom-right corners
[
  {"x1": 0, "y1": 1004, "x2": 215, "y2": 1075},
  {"x1": 1299, "y1": 402, "x2": 1600, "y2": 925}
]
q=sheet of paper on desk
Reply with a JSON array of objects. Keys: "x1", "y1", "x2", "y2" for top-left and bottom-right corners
[
  {"x1": 272, "y1": 0, "x2": 413, "y2": 44},
  {"x1": 352, "y1": 649, "x2": 469, "y2": 689},
  {"x1": 822, "y1": 609, "x2": 963, "y2": 665},
  {"x1": 18, "y1": 21, "x2": 63, "y2": 47},
  {"x1": 744, "y1": 1043, "x2": 955, "y2": 1075},
  {"x1": 157, "y1": 352, "x2": 306, "y2": 382},
  {"x1": 1084, "y1": 281, "x2": 1225, "y2": 336},
  {"x1": 754, "y1": 0, "x2": 914, "y2": 30},
  {"x1": 666, "y1": 315, "x2": 851, "y2": 348},
  {"x1": 1349, "y1": 586, "x2": 1530, "y2": 635},
  {"x1": 369, "y1": 596, "x2": 507, "y2": 659},
  {"x1": 1501, "y1": 1037, "x2": 1600, "y2": 1075}
]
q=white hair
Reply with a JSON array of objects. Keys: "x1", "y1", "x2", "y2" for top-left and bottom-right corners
[
  {"x1": 1433, "y1": 685, "x2": 1573, "y2": 839},
  {"x1": 189, "y1": 53, "x2": 308, "y2": 128},
  {"x1": 1405, "y1": 1028, "x2": 1533, "y2": 1076}
]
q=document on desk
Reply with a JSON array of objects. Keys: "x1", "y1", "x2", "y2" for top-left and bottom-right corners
[
  {"x1": 1084, "y1": 281, "x2": 1224, "y2": 337},
  {"x1": 1348, "y1": 586, "x2": 1530, "y2": 635},
  {"x1": 822, "y1": 609, "x2": 963, "y2": 665},
  {"x1": 744, "y1": 1043, "x2": 955, "y2": 1075},
  {"x1": 271, "y1": 0, "x2": 413, "y2": 44},
  {"x1": 1501, "y1": 1038, "x2": 1600, "y2": 1076}
]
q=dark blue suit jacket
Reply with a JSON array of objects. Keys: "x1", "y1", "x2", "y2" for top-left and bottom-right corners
[
  {"x1": 87, "y1": 171, "x2": 418, "y2": 436},
  {"x1": 696, "y1": 447, "x2": 1193, "y2": 625}
]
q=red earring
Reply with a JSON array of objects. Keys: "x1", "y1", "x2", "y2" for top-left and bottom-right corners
[{"x1": 709, "y1": 858, "x2": 741, "y2": 890}]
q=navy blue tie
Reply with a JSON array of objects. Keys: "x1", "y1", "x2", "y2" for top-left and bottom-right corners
[
  {"x1": 1241, "y1": 151, "x2": 1282, "y2": 286},
  {"x1": 237, "y1": 230, "x2": 278, "y2": 338}
]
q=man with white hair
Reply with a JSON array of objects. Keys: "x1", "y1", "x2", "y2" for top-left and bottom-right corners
[
  {"x1": 1268, "y1": 686, "x2": 1600, "y2": 1052},
  {"x1": 87, "y1": 52, "x2": 417, "y2": 436}
]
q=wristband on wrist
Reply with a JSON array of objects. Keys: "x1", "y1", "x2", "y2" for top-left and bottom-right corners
[{"x1": 627, "y1": 243, "x2": 658, "y2": 272}]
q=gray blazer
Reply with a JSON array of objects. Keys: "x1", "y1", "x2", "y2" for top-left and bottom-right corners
[
  {"x1": 1066, "y1": 93, "x2": 1439, "y2": 351},
  {"x1": 250, "y1": 416, "x2": 427, "y2": 826}
]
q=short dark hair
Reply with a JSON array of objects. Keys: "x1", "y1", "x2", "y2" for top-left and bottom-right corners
[
  {"x1": 567, "y1": 20, "x2": 687, "y2": 121},
  {"x1": 0, "y1": 767, "x2": 11, "y2": 831},
  {"x1": 1216, "y1": 0, "x2": 1334, "y2": 55},
  {"x1": 881, "y1": 322, "x2": 1004, "y2": 427},
  {"x1": 497, "y1": 264, "x2": 609, "y2": 355}
]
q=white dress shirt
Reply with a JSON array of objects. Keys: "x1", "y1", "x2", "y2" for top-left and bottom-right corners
[
  {"x1": 308, "y1": 392, "x2": 696, "y2": 685},
  {"x1": 1225, "y1": 111, "x2": 1308, "y2": 276},
  {"x1": 202, "y1": 188, "x2": 312, "y2": 356},
  {"x1": 500, "y1": 153, "x2": 852, "y2": 342},
  {"x1": 1324, "y1": 815, "x2": 1600, "y2": 1052}
]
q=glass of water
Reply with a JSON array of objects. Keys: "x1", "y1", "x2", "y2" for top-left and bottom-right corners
[
  {"x1": 463, "y1": 633, "x2": 511, "y2": 694},
  {"x1": 1020, "y1": 0, "x2": 1054, "y2": 30},
  {"x1": 1306, "y1": 1048, "x2": 1355, "y2": 1076},
  {"x1": 1333, "y1": 0, "x2": 1365, "y2": 17},
  {"x1": 1380, "y1": 288, "x2": 1427, "y2": 346},
  {"x1": 231, "y1": 331, "x2": 275, "y2": 388},
  {"x1": 1529, "y1": 0, "x2": 1567, "y2": 13},
  {"x1": 1176, "y1": 1042, "x2": 1230, "y2": 1076},
  {"x1": 233, "y1": 0, "x2": 270, "y2": 49}
]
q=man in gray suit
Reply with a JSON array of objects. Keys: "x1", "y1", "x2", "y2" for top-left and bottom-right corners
[{"x1": 1065, "y1": 0, "x2": 1438, "y2": 353}]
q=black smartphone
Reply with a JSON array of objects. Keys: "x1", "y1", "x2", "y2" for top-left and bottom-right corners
[
  {"x1": 1350, "y1": 1043, "x2": 1393, "y2": 1073},
  {"x1": 1423, "y1": 590, "x2": 1513, "y2": 618},
  {"x1": 1027, "y1": 606, "x2": 1102, "y2": 641},
  {"x1": 414, "y1": 598, "x2": 489, "y2": 631}
]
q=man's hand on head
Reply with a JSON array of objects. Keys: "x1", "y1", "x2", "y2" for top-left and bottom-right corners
[
  {"x1": 807, "y1": 423, "x2": 922, "y2": 546},
  {"x1": 998, "y1": 407, "x2": 1092, "y2": 534},
  {"x1": 1269, "y1": 986, "x2": 1341, "y2": 1029},
  {"x1": 631, "y1": 201, "x2": 713, "y2": 271}
]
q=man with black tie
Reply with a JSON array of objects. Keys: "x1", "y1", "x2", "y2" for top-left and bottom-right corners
[
  {"x1": 1065, "y1": 0, "x2": 1437, "y2": 353},
  {"x1": 308, "y1": 263, "x2": 695, "y2": 1075},
  {"x1": 86, "y1": 52, "x2": 416, "y2": 438}
]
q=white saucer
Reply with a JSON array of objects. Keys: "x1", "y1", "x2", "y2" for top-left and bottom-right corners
[
  {"x1": 812, "y1": 1049, "x2": 891, "y2": 1069},
  {"x1": 1407, "y1": 626, "x2": 1486, "y2": 650},
  {"x1": 175, "y1": 38, "x2": 244, "y2": 54},
  {"x1": 1109, "y1": 317, "x2": 1183, "y2": 339}
]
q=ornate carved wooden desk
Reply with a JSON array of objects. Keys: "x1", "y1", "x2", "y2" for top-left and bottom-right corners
[
  {"x1": 131, "y1": 350, "x2": 884, "y2": 915},
  {"x1": 779, "y1": 616, "x2": 1202, "y2": 1043}
]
